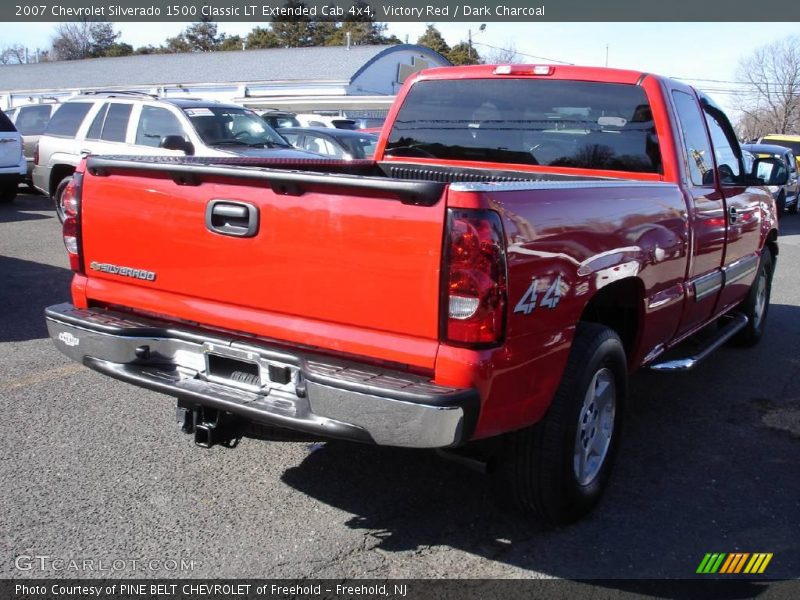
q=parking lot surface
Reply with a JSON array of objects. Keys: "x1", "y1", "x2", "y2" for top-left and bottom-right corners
[{"x1": 1, "y1": 191, "x2": 798, "y2": 581}]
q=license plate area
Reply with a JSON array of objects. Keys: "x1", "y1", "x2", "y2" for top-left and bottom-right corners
[
  {"x1": 206, "y1": 353, "x2": 260, "y2": 389},
  {"x1": 202, "y1": 342, "x2": 296, "y2": 395}
]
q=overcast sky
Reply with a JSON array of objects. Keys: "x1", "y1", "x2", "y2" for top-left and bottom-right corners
[{"x1": 3, "y1": 21, "x2": 798, "y2": 117}]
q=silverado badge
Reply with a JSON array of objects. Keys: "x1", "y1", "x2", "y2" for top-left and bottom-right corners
[{"x1": 90, "y1": 261, "x2": 157, "y2": 281}]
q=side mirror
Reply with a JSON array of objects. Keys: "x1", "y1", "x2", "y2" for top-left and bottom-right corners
[
  {"x1": 752, "y1": 157, "x2": 788, "y2": 186},
  {"x1": 160, "y1": 135, "x2": 194, "y2": 155}
]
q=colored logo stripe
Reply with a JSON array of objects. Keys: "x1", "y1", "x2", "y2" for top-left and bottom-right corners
[
  {"x1": 744, "y1": 553, "x2": 773, "y2": 574},
  {"x1": 697, "y1": 552, "x2": 773, "y2": 574},
  {"x1": 697, "y1": 553, "x2": 727, "y2": 573},
  {"x1": 720, "y1": 553, "x2": 750, "y2": 573}
]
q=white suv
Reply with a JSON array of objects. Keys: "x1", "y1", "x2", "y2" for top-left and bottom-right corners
[
  {"x1": 0, "y1": 109, "x2": 26, "y2": 203},
  {"x1": 33, "y1": 92, "x2": 314, "y2": 221}
]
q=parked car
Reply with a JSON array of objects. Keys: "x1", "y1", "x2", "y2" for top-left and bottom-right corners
[
  {"x1": 278, "y1": 127, "x2": 378, "y2": 159},
  {"x1": 0, "y1": 109, "x2": 26, "y2": 203},
  {"x1": 5, "y1": 101, "x2": 60, "y2": 184},
  {"x1": 33, "y1": 92, "x2": 314, "y2": 221},
  {"x1": 758, "y1": 134, "x2": 800, "y2": 169},
  {"x1": 258, "y1": 109, "x2": 300, "y2": 129},
  {"x1": 293, "y1": 113, "x2": 358, "y2": 129},
  {"x1": 742, "y1": 143, "x2": 799, "y2": 214}
]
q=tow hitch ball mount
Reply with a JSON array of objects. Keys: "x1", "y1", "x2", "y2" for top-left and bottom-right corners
[{"x1": 177, "y1": 403, "x2": 243, "y2": 448}]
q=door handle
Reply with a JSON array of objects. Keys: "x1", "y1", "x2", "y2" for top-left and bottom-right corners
[
  {"x1": 205, "y1": 200, "x2": 259, "y2": 237},
  {"x1": 729, "y1": 206, "x2": 738, "y2": 224}
]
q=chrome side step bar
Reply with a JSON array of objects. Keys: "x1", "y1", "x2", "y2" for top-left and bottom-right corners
[{"x1": 648, "y1": 313, "x2": 749, "y2": 372}]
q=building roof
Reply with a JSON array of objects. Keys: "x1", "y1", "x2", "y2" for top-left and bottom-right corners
[{"x1": 0, "y1": 44, "x2": 442, "y2": 93}]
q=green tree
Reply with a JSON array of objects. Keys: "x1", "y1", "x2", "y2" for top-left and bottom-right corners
[
  {"x1": 325, "y1": 21, "x2": 399, "y2": 46},
  {"x1": 183, "y1": 18, "x2": 221, "y2": 52},
  {"x1": 219, "y1": 35, "x2": 244, "y2": 51},
  {"x1": 134, "y1": 44, "x2": 164, "y2": 55},
  {"x1": 105, "y1": 42, "x2": 134, "y2": 57},
  {"x1": 163, "y1": 18, "x2": 228, "y2": 53},
  {"x1": 416, "y1": 24, "x2": 450, "y2": 56},
  {"x1": 163, "y1": 34, "x2": 192, "y2": 53},
  {"x1": 246, "y1": 26, "x2": 281, "y2": 49},
  {"x1": 272, "y1": 1, "x2": 317, "y2": 47},
  {"x1": 88, "y1": 22, "x2": 121, "y2": 57},
  {"x1": 447, "y1": 41, "x2": 481, "y2": 65}
]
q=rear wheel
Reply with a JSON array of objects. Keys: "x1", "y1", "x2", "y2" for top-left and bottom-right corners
[
  {"x1": 732, "y1": 249, "x2": 773, "y2": 347},
  {"x1": 0, "y1": 184, "x2": 17, "y2": 203},
  {"x1": 789, "y1": 195, "x2": 799, "y2": 215},
  {"x1": 53, "y1": 176, "x2": 72, "y2": 223},
  {"x1": 494, "y1": 322, "x2": 627, "y2": 526}
]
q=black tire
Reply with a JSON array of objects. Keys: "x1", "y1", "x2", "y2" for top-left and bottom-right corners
[
  {"x1": 789, "y1": 196, "x2": 799, "y2": 215},
  {"x1": 0, "y1": 184, "x2": 17, "y2": 203},
  {"x1": 732, "y1": 249, "x2": 773, "y2": 347},
  {"x1": 494, "y1": 322, "x2": 627, "y2": 526},
  {"x1": 53, "y1": 176, "x2": 72, "y2": 223}
]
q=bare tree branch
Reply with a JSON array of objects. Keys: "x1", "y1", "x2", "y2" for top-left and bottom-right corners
[{"x1": 735, "y1": 35, "x2": 800, "y2": 137}]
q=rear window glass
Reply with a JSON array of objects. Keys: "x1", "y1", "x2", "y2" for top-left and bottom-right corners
[
  {"x1": 14, "y1": 105, "x2": 53, "y2": 135},
  {"x1": 45, "y1": 102, "x2": 92, "y2": 137},
  {"x1": 385, "y1": 79, "x2": 661, "y2": 173},
  {"x1": 0, "y1": 110, "x2": 16, "y2": 133}
]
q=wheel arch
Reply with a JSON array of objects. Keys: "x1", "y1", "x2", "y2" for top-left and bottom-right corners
[
  {"x1": 48, "y1": 164, "x2": 76, "y2": 198},
  {"x1": 576, "y1": 276, "x2": 645, "y2": 367},
  {"x1": 765, "y1": 228, "x2": 778, "y2": 262}
]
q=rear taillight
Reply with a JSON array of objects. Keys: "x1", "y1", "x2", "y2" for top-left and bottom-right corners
[
  {"x1": 443, "y1": 209, "x2": 507, "y2": 346},
  {"x1": 61, "y1": 173, "x2": 83, "y2": 273},
  {"x1": 33, "y1": 142, "x2": 39, "y2": 166}
]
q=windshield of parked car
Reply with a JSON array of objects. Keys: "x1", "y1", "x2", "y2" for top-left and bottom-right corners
[
  {"x1": 385, "y1": 79, "x2": 662, "y2": 173},
  {"x1": 183, "y1": 107, "x2": 290, "y2": 148}
]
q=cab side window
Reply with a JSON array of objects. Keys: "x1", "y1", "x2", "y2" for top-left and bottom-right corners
[
  {"x1": 703, "y1": 109, "x2": 742, "y2": 185},
  {"x1": 672, "y1": 91, "x2": 714, "y2": 186}
]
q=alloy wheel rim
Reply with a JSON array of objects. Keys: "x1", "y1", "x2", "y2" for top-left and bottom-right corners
[
  {"x1": 574, "y1": 367, "x2": 616, "y2": 486},
  {"x1": 753, "y1": 268, "x2": 767, "y2": 330}
]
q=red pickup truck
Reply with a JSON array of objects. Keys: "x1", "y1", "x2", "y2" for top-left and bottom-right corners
[{"x1": 46, "y1": 65, "x2": 784, "y2": 525}]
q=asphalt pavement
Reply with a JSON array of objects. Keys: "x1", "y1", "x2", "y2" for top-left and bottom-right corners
[{"x1": 1, "y1": 190, "x2": 798, "y2": 584}]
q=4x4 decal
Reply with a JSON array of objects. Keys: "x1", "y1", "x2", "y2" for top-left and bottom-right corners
[{"x1": 514, "y1": 275, "x2": 563, "y2": 315}]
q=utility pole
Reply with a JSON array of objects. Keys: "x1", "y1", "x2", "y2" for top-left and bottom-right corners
[
  {"x1": 468, "y1": 24, "x2": 486, "y2": 62},
  {"x1": 605, "y1": 44, "x2": 609, "y2": 67}
]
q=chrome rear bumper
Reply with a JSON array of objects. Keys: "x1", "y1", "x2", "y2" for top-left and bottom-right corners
[{"x1": 45, "y1": 303, "x2": 478, "y2": 448}]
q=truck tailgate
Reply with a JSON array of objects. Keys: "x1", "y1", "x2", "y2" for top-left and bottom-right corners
[{"x1": 78, "y1": 160, "x2": 447, "y2": 368}]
